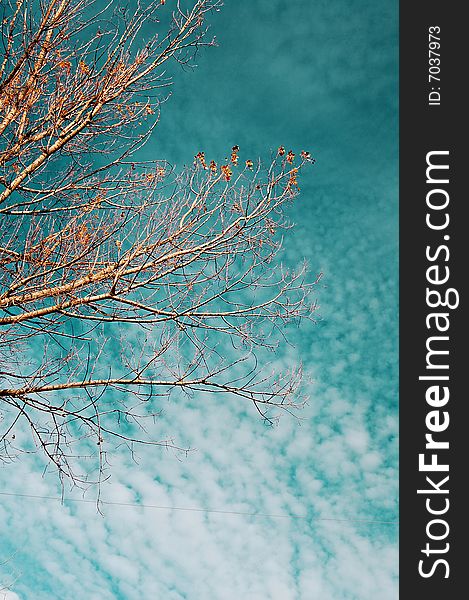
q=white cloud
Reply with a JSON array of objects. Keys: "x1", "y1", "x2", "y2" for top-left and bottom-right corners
[
  {"x1": 0, "y1": 1, "x2": 398, "y2": 597},
  {"x1": 0, "y1": 591, "x2": 21, "y2": 600},
  {"x1": 0, "y1": 360, "x2": 398, "y2": 599}
]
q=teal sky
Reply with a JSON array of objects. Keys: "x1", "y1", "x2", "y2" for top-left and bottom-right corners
[{"x1": 1, "y1": 1, "x2": 398, "y2": 598}]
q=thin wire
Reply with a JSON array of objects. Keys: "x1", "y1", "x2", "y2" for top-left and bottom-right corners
[{"x1": 0, "y1": 491, "x2": 398, "y2": 525}]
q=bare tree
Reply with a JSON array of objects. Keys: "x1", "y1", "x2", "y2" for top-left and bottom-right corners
[{"x1": 0, "y1": 0, "x2": 319, "y2": 486}]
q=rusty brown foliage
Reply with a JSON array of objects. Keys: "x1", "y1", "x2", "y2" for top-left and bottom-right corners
[{"x1": 0, "y1": 0, "x2": 319, "y2": 486}]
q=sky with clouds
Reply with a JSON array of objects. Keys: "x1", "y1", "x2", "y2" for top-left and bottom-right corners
[{"x1": 1, "y1": 0, "x2": 398, "y2": 598}]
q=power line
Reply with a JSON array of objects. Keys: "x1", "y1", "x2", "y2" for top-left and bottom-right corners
[{"x1": 0, "y1": 491, "x2": 398, "y2": 525}]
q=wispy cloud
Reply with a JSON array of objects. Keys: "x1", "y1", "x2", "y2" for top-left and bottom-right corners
[{"x1": 0, "y1": 0, "x2": 398, "y2": 597}]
